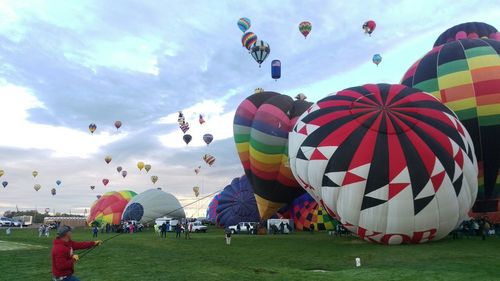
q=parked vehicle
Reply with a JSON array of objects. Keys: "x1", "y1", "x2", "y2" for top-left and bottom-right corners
[
  {"x1": 0, "y1": 217, "x2": 12, "y2": 227},
  {"x1": 228, "y1": 222, "x2": 258, "y2": 234},
  {"x1": 13, "y1": 216, "x2": 33, "y2": 226},
  {"x1": 155, "y1": 217, "x2": 181, "y2": 232},
  {"x1": 190, "y1": 221, "x2": 207, "y2": 233}
]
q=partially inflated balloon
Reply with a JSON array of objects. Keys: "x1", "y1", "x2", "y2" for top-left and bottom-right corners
[
  {"x1": 216, "y1": 176, "x2": 260, "y2": 227},
  {"x1": 237, "y1": 17, "x2": 251, "y2": 33},
  {"x1": 299, "y1": 21, "x2": 312, "y2": 38},
  {"x1": 102, "y1": 179, "x2": 109, "y2": 187},
  {"x1": 89, "y1": 123, "x2": 97, "y2": 134},
  {"x1": 2, "y1": 181, "x2": 8, "y2": 188},
  {"x1": 250, "y1": 40, "x2": 270, "y2": 67},
  {"x1": 233, "y1": 91, "x2": 312, "y2": 219},
  {"x1": 137, "y1": 162, "x2": 145, "y2": 171},
  {"x1": 144, "y1": 164, "x2": 151, "y2": 173},
  {"x1": 87, "y1": 190, "x2": 137, "y2": 225},
  {"x1": 151, "y1": 175, "x2": 158, "y2": 184},
  {"x1": 121, "y1": 171, "x2": 128, "y2": 178},
  {"x1": 206, "y1": 193, "x2": 221, "y2": 223},
  {"x1": 56, "y1": 180, "x2": 61, "y2": 186},
  {"x1": 114, "y1": 121, "x2": 122, "y2": 130},
  {"x1": 34, "y1": 184, "x2": 41, "y2": 191},
  {"x1": 289, "y1": 83, "x2": 478, "y2": 244},
  {"x1": 203, "y1": 134, "x2": 213, "y2": 145},
  {"x1": 104, "y1": 155, "x2": 112, "y2": 164},
  {"x1": 32, "y1": 171, "x2": 38, "y2": 178},
  {"x1": 183, "y1": 134, "x2": 192, "y2": 145}
]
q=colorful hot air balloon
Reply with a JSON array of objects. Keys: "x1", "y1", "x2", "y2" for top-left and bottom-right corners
[
  {"x1": 104, "y1": 155, "x2": 112, "y2": 164},
  {"x1": 114, "y1": 121, "x2": 122, "y2": 130},
  {"x1": 34, "y1": 184, "x2": 41, "y2": 191},
  {"x1": 151, "y1": 175, "x2": 159, "y2": 185},
  {"x1": 178, "y1": 111, "x2": 186, "y2": 125},
  {"x1": 193, "y1": 186, "x2": 200, "y2": 197},
  {"x1": 180, "y1": 122, "x2": 190, "y2": 134},
  {"x1": 203, "y1": 134, "x2": 213, "y2": 145},
  {"x1": 117, "y1": 166, "x2": 123, "y2": 173},
  {"x1": 51, "y1": 188, "x2": 56, "y2": 196},
  {"x1": 137, "y1": 162, "x2": 145, "y2": 171},
  {"x1": 144, "y1": 164, "x2": 151, "y2": 173},
  {"x1": 237, "y1": 17, "x2": 251, "y2": 33},
  {"x1": 233, "y1": 91, "x2": 313, "y2": 219},
  {"x1": 102, "y1": 179, "x2": 109, "y2": 187},
  {"x1": 401, "y1": 31, "x2": 500, "y2": 217},
  {"x1": 0, "y1": 170, "x2": 4, "y2": 178},
  {"x1": 216, "y1": 176, "x2": 260, "y2": 227},
  {"x1": 279, "y1": 193, "x2": 336, "y2": 231},
  {"x1": 89, "y1": 123, "x2": 97, "y2": 134},
  {"x1": 299, "y1": 21, "x2": 312, "y2": 38},
  {"x1": 121, "y1": 170, "x2": 128, "y2": 178},
  {"x1": 433, "y1": 22, "x2": 499, "y2": 47},
  {"x1": 122, "y1": 189, "x2": 185, "y2": 223},
  {"x1": 242, "y1": 32, "x2": 257, "y2": 50},
  {"x1": 194, "y1": 166, "x2": 201, "y2": 175},
  {"x1": 56, "y1": 180, "x2": 61, "y2": 186},
  {"x1": 2, "y1": 181, "x2": 8, "y2": 188},
  {"x1": 372, "y1": 54, "x2": 382, "y2": 66},
  {"x1": 206, "y1": 193, "x2": 221, "y2": 223},
  {"x1": 250, "y1": 40, "x2": 270, "y2": 67},
  {"x1": 289, "y1": 83, "x2": 478, "y2": 244},
  {"x1": 87, "y1": 190, "x2": 137, "y2": 226},
  {"x1": 271, "y1": 60, "x2": 281, "y2": 80},
  {"x1": 32, "y1": 171, "x2": 38, "y2": 178},
  {"x1": 183, "y1": 134, "x2": 192, "y2": 145},
  {"x1": 362, "y1": 20, "x2": 376, "y2": 35},
  {"x1": 90, "y1": 185, "x2": 95, "y2": 190},
  {"x1": 199, "y1": 114, "x2": 205, "y2": 125},
  {"x1": 203, "y1": 154, "x2": 216, "y2": 166}
]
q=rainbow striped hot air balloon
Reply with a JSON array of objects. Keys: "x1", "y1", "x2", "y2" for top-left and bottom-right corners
[
  {"x1": 242, "y1": 32, "x2": 257, "y2": 50},
  {"x1": 87, "y1": 190, "x2": 137, "y2": 226},
  {"x1": 237, "y1": 17, "x2": 251, "y2": 33}
]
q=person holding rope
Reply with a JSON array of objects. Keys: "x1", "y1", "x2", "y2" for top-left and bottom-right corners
[{"x1": 52, "y1": 225, "x2": 102, "y2": 281}]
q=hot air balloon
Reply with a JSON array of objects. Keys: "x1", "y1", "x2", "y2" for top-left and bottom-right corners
[
  {"x1": 271, "y1": 60, "x2": 281, "y2": 80},
  {"x1": 237, "y1": 17, "x2": 251, "y2": 33},
  {"x1": 433, "y1": 22, "x2": 499, "y2": 47},
  {"x1": 122, "y1": 189, "x2": 185, "y2": 223},
  {"x1": 242, "y1": 32, "x2": 257, "y2": 50},
  {"x1": 137, "y1": 162, "x2": 145, "y2": 171},
  {"x1": 180, "y1": 122, "x2": 190, "y2": 134},
  {"x1": 32, "y1": 184, "x2": 41, "y2": 191},
  {"x1": 104, "y1": 155, "x2": 112, "y2": 164},
  {"x1": 206, "y1": 193, "x2": 221, "y2": 223},
  {"x1": 0, "y1": 170, "x2": 4, "y2": 178},
  {"x1": 216, "y1": 176, "x2": 260, "y2": 227},
  {"x1": 121, "y1": 170, "x2": 128, "y2": 178},
  {"x1": 203, "y1": 154, "x2": 216, "y2": 166},
  {"x1": 96, "y1": 195, "x2": 101, "y2": 199},
  {"x1": 199, "y1": 114, "x2": 205, "y2": 125},
  {"x1": 279, "y1": 193, "x2": 336, "y2": 231},
  {"x1": 401, "y1": 28, "x2": 500, "y2": 217},
  {"x1": 362, "y1": 20, "x2": 376, "y2": 35},
  {"x1": 114, "y1": 121, "x2": 122, "y2": 130},
  {"x1": 233, "y1": 91, "x2": 313, "y2": 219},
  {"x1": 89, "y1": 123, "x2": 97, "y2": 134},
  {"x1": 183, "y1": 134, "x2": 192, "y2": 145},
  {"x1": 151, "y1": 175, "x2": 158, "y2": 184},
  {"x1": 56, "y1": 180, "x2": 61, "y2": 186},
  {"x1": 254, "y1": 88, "x2": 264, "y2": 94},
  {"x1": 288, "y1": 83, "x2": 478, "y2": 244},
  {"x1": 299, "y1": 21, "x2": 312, "y2": 38},
  {"x1": 203, "y1": 134, "x2": 213, "y2": 145},
  {"x1": 102, "y1": 179, "x2": 109, "y2": 187},
  {"x1": 194, "y1": 166, "x2": 201, "y2": 175},
  {"x1": 32, "y1": 171, "x2": 38, "y2": 178},
  {"x1": 51, "y1": 188, "x2": 56, "y2": 196},
  {"x1": 2, "y1": 181, "x2": 8, "y2": 188},
  {"x1": 117, "y1": 166, "x2": 123, "y2": 173},
  {"x1": 144, "y1": 164, "x2": 152, "y2": 173},
  {"x1": 90, "y1": 185, "x2": 95, "y2": 190},
  {"x1": 372, "y1": 54, "x2": 382, "y2": 66},
  {"x1": 193, "y1": 186, "x2": 200, "y2": 197},
  {"x1": 87, "y1": 190, "x2": 137, "y2": 226},
  {"x1": 178, "y1": 111, "x2": 186, "y2": 125},
  {"x1": 250, "y1": 40, "x2": 270, "y2": 67}
]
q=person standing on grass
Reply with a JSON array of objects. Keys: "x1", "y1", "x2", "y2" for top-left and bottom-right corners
[
  {"x1": 184, "y1": 222, "x2": 191, "y2": 240},
  {"x1": 482, "y1": 219, "x2": 491, "y2": 240},
  {"x1": 39, "y1": 225, "x2": 44, "y2": 237},
  {"x1": 52, "y1": 225, "x2": 102, "y2": 281},
  {"x1": 175, "y1": 222, "x2": 182, "y2": 238},
  {"x1": 161, "y1": 223, "x2": 167, "y2": 238},
  {"x1": 46, "y1": 226, "x2": 51, "y2": 237},
  {"x1": 92, "y1": 226, "x2": 98, "y2": 238},
  {"x1": 6, "y1": 226, "x2": 11, "y2": 236},
  {"x1": 225, "y1": 228, "x2": 232, "y2": 245}
]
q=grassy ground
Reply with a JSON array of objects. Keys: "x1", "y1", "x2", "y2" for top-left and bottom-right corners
[{"x1": 0, "y1": 227, "x2": 499, "y2": 281}]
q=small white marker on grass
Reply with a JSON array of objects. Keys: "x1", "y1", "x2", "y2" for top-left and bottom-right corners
[{"x1": 355, "y1": 257, "x2": 361, "y2": 267}]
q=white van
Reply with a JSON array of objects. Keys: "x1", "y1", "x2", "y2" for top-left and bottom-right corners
[{"x1": 155, "y1": 217, "x2": 180, "y2": 232}]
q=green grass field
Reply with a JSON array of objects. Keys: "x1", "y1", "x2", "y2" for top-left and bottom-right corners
[{"x1": 0, "y1": 227, "x2": 499, "y2": 281}]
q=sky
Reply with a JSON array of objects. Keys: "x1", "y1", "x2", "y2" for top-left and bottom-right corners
[{"x1": 0, "y1": 0, "x2": 498, "y2": 217}]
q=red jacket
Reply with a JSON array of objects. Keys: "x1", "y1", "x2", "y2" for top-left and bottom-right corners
[{"x1": 51, "y1": 238, "x2": 95, "y2": 277}]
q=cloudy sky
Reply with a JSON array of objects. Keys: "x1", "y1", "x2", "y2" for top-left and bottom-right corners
[{"x1": 0, "y1": 0, "x2": 498, "y2": 216}]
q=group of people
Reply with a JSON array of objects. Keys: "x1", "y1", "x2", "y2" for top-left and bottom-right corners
[
  {"x1": 155, "y1": 221, "x2": 192, "y2": 239},
  {"x1": 269, "y1": 222, "x2": 292, "y2": 234},
  {"x1": 38, "y1": 224, "x2": 52, "y2": 237},
  {"x1": 453, "y1": 217, "x2": 499, "y2": 240}
]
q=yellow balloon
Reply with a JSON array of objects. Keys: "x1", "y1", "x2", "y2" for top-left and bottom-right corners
[
  {"x1": 137, "y1": 161, "x2": 145, "y2": 171},
  {"x1": 0, "y1": 170, "x2": 4, "y2": 178},
  {"x1": 32, "y1": 171, "x2": 38, "y2": 178}
]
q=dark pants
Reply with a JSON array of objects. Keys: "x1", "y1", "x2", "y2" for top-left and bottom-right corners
[
  {"x1": 93, "y1": 232, "x2": 98, "y2": 238},
  {"x1": 161, "y1": 231, "x2": 166, "y2": 238},
  {"x1": 176, "y1": 231, "x2": 181, "y2": 238}
]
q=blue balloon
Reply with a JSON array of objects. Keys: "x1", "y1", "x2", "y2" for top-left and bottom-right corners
[
  {"x1": 216, "y1": 175, "x2": 260, "y2": 227},
  {"x1": 271, "y1": 60, "x2": 281, "y2": 80},
  {"x1": 56, "y1": 180, "x2": 62, "y2": 186}
]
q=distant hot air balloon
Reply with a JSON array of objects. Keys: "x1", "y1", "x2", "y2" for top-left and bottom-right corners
[
  {"x1": 102, "y1": 179, "x2": 109, "y2": 187},
  {"x1": 178, "y1": 111, "x2": 186, "y2": 125},
  {"x1": 203, "y1": 154, "x2": 216, "y2": 166},
  {"x1": 89, "y1": 123, "x2": 97, "y2": 134},
  {"x1": 183, "y1": 134, "x2": 192, "y2": 145},
  {"x1": 90, "y1": 185, "x2": 95, "y2": 190},
  {"x1": 96, "y1": 195, "x2": 102, "y2": 199},
  {"x1": 137, "y1": 162, "x2": 145, "y2": 171},
  {"x1": 104, "y1": 155, "x2": 112, "y2": 164},
  {"x1": 363, "y1": 20, "x2": 376, "y2": 35},
  {"x1": 250, "y1": 40, "x2": 270, "y2": 67},
  {"x1": 32, "y1": 171, "x2": 38, "y2": 178},
  {"x1": 34, "y1": 184, "x2": 41, "y2": 191},
  {"x1": 242, "y1": 32, "x2": 257, "y2": 50},
  {"x1": 203, "y1": 134, "x2": 213, "y2": 145},
  {"x1": 114, "y1": 121, "x2": 122, "y2": 130},
  {"x1": 372, "y1": 54, "x2": 382, "y2": 66},
  {"x1": 117, "y1": 166, "x2": 123, "y2": 173},
  {"x1": 299, "y1": 21, "x2": 312, "y2": 38},
  {"x1": 193, "y1": 186, "x2": 200, "y2": 197},
  {"x1": 180, "y1": 122, "x2": 190, "y2": 134},
  {"x1": 121, "y1": 170, "x2": 128, "y2": 178},
  {"x1": 2, "y1": 181, "x2": 8, "y2": 188},
  {"x1": 151, "y1": 175, "x2": 159, "y2": 184},
  {"x1": 237, "y1": 17, "x2": 251, "y2": 33},
  {"x1": 194, "y1": 166, "x2": 201, "y2": 175},
  {"x1": 0, "y1": 170, "x2": 4, "y2": 178},
  {"x1": 271, "y1": 60, "x2": 281, "y2": 80},
  {"x1": 56, "y1": 180, "x2": 61, "y2": 186},
  {"x1": 199, "y1": 114, "x2": 205, "y2": 125},
  {"x1": 51, "y1": 188, "x2": 56, "y2": 196},
  {"x1": 144, "y1": 164, "x2": 152, "y2": 173}
]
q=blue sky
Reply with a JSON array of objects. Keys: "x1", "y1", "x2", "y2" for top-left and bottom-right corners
[{"x1": 0, "y1": 0, "x2": 498, "y2": 216}]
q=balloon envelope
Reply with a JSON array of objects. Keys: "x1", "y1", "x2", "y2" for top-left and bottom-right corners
[
  {"x1": 102, "y1": 179, "x2": 109, "y2": 186},
  {"x1": 183, "y1": 134, "x2": 192, "y2": 145},
  {"x1": 137, "y1": 162, "x2": 145, "y2": 171},
  {"x1": 203, "y1": 134, "x2": 213, "y2": 145},
  {"x1": 104, "y1": 156, "x2": 112, "y2": 164},
  {"x1": 2, "y1": 181, "x2": 7, "y2": 188},
  {"x1": 0, "y1": 170, "x2": 4, "y2": 177},
  {"x1": 122, "y1": 189, "x2": 185, "y2": 223},
  {"x1": 216, "y1": 176, "x2": 260, "y2": 227},
  {"x1": 56, "y1": 180, "x2": 61, "y2": 186},
  {"x1": 271, "y1": 60, "x2": 281, "y2": 80},
  {"x1": 250, "y1": 40, "x2": 270, "y2": 67},
  {"x1": 89, "y1": 123, "x2": 97, "y2": 134},
  {"x1": 151, "y1": 175, "x2": 158, "y2": 184},
  {"x1": 299, "y1": 21, "x2": 312, "y2": 38},
  {"x1": 144, "y1": 164, "x2": 152, "y2": 172},
  {"x1": 121, "y1": 171, "x2": 128, "y2": 178},
  {"x1": 114, "y1": 121, "x2": 122, "y2": 129},
  {"x1": 280, "y1": 193, "x2": 336, "y2": 231},
  {"x1": 242, "y1": 32, "x2": 257, "y2": 50},
  {"x1": 117, "y1": 166, "x2": 123, "y2": 173},
  {"x1": 51, "y1": 188, "x2": 56, "y2": 196},
  {"x1": 32, "y1": 171, "x2": 38, "y2": 178},
  {"x1": 434, "y1": 22, "x2": 499, "y2": 47},
  {"x1": 87, "y1": 190, "x2": 137, "y2": 225},
  {"x1": 206, "y1": 193, "x2": 221, "y2": 223},
  {"x1": 237, "y1": 17, "x2": 251, "y2": 33}
]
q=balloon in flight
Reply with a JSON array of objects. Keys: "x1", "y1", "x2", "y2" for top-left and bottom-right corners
[
  {"x1": 372, "y1": 54, "x2": 382, "y2": 66},
  {"x1": 183, "y1": 134, "x2": 192, "y2": 145},
  {"x1": 117, "y1": 166, "x2": 123, "y2": 173},
  {"x1": 237, "y1": 17, "x2": 251, "y2": 33},
  {"x1": 137, "y1": 162, "x2": 145, "y2": 171},
  {"x1": 203, "y1": 134, "x2": 213, "y2": 145},
  {"x1": 242, "y1": 32, "x2": 257, "y2": 50},
  {"x1": 89, "y1": 123, "x2": 97, "y2": 134},
  {"x1": 121, "y1": 171, "x2": 128, "y2": 178},
  {"x1": 32, "y1": 171, "x2": 38, "y2": 178},
  {"x1": 151, "y1": 175, "x2": 159, "y2": 184},
  {"x1": 114, "y1": 121, "x2": 122, "y2": 130},
  {"x1": 102, "y1": 179, "x2": 109, "y2": 187},
  {"x1": 299, "y1": 21, "x2": 312, "y2": 38},
  {"x1": 362, "y1": 20, "x2": 376, "y2": 35},
  {"x1": 144, "y1": 164, "x2": 152, "y2": 173},
  {"x1": 203, "y1": 154, "x2": 216, "y2": 166},
  {"x1": 56, "y1": 180, "x2": 62, "y2": 186},
  {"x1": 34, "y1": 184, "x2": 41, "y2": 191},
  {"x1": 250, "y1": 40, "x2": 270, "y2": 67},
  {"x1": 2, "y1": 181, "x2": 8, "y2": 188}
]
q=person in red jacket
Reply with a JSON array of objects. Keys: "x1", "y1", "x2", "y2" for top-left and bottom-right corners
[{"x1": 52, "y1": 225, "x2": 102, "y2": 281}]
